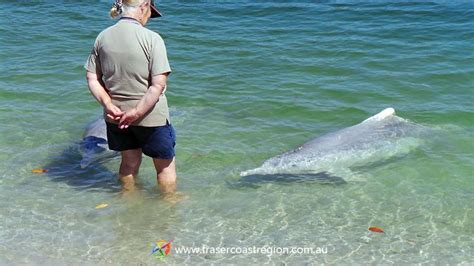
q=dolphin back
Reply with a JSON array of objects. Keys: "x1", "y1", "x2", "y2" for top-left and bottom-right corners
[
  {"x1": 240, "y1": 108, "x2": 427, "y2": 177},
  {"x1": 83, "y1": 118, "x2": 107, "y2": 140},
  {"x1": 79, "y1": 118, "x2": 117, "y2": 168}
]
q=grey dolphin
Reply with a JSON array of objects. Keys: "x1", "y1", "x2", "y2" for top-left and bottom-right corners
[
  {"x1": 240, "y1": 108, "x2": 427, "y2": 180},
  {"x1": 79, "y1": 118, "x2": 118, "y2": 168}
]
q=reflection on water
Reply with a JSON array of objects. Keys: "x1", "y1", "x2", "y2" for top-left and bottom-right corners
[{"x1": 0, "y1": 0, "x2": 473, "y2": 264}]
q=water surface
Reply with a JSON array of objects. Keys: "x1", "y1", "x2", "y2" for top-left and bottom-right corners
[{"x1": 0, "y1": 1, "x2": 473, "y2": 264}]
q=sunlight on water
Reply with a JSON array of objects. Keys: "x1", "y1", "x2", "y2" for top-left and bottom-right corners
[{"x1": 0, "y1": 1, "x2": 473, "y2": 264}]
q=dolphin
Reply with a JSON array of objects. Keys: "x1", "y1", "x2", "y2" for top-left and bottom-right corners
[
  {"x1": 240, "y1": 108, "x2": 427, "y2": 181},
  {"x1": 79, "y1": 118, "x2": 118, "y2": 168}
]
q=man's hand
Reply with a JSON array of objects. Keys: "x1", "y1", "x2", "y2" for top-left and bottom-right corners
[
  {"x1": 118, "y1": 108, "x2": 141, "y2": 129},
  {"x1": 104, "y1": 102, "x2": 124, "y2": 121},
  {"x1": 117, "y1": 74, "x2": 168, "y2": 129},
  {"x1": 86, "y1": 71, "x2": 124, "y2": 121}
]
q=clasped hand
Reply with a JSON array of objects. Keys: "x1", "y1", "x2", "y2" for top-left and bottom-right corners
[{"x1": 104, "y1": 102, "x2": 140, "y2": 129}]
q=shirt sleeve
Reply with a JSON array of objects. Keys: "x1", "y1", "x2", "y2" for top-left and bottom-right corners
[
  {"x1": 150, "y1": 35, "x2": 172, "y2": 76},
  {"x1": 84, "y1": 37, "x2": 102, "y2": 75}
]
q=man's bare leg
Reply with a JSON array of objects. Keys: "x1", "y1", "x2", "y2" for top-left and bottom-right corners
[
  {"x1": 119, "y1": 149, "x2": 142, "y2": 193},
  {"x1": 153, "y1": 157, "x2": 177, "y2": 194}
]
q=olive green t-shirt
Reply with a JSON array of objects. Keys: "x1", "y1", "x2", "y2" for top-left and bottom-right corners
[{"x1": 85, "y1": 18, "x2": 172, "y2": 127}]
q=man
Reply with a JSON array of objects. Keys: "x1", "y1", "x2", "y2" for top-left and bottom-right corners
[{"x1": 85, "y1": 0, "x2": 177, "y2": 195}]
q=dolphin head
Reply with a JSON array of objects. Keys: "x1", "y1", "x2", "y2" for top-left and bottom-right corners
[{"x1": 79, "y1": 136, "x2": 109, "y2": 168}]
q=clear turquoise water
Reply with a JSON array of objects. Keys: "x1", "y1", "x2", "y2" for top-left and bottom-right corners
[{"x1": 1, "y1": 1, "x2": 473, "y2": 264}]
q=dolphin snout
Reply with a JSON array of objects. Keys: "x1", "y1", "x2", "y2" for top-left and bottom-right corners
[{"x1": 80, "y1": 158, "x2": 91, "y2": 169}]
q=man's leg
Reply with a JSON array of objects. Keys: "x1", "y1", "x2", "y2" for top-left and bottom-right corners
[
  {"x1": 119, "y1": 148, "x2": 142, "y2": 192},
  {"x1": 153, "y1": 157, "x2": 177, "y2": 194}
]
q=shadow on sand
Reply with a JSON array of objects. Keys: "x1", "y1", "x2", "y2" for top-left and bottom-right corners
[
  {"x1": 227, "y1": 172, "x2": 347, "y2": 189},
  {"x1": 43, "y1": 144, "x2": 120, "y2": 193}
]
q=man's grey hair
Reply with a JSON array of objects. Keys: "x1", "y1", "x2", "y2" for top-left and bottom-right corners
[{"x1": 122, "y1": 0, "x2": 147, "y2": 16}]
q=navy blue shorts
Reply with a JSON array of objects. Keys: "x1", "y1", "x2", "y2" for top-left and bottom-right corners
[{"x1": 106, "y1": 121, "x2": 176, "y2": 160}]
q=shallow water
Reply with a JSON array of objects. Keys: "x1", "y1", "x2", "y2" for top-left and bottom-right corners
[{"x1": 1, "y1": 1, "x2": 473, "y2": 264}]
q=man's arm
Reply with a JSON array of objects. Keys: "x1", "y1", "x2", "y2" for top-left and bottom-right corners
[
  {"x1": 118, "y1": 73, "x2": 169, "y2": 129},
  {"x1": 86, "y1": 71, "x2": 124, "y2": 121}
]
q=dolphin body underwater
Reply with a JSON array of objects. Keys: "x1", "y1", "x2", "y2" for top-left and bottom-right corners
[
  {"x1": 79, "y1": 118, "x2": 118, "y2": 168},
  {"x1": 239, "y1": 108, "x2": 428, "y2": 183}
]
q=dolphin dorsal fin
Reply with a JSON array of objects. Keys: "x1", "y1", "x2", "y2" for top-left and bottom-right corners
[{"x1": 363, "y1": 108, "x2": 395, "y2": 122}]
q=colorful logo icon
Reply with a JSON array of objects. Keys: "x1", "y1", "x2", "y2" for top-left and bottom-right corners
[{"x1": 151, "y1": 240, "x2": 172, "y2": 258}]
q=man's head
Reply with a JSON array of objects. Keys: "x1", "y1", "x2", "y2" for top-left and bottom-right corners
[{"x1": 110, "y1": 0, "x2": 162, "y2": 25}]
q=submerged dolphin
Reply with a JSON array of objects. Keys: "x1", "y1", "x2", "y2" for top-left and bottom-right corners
[
  {"x1": 240, "y1": 108, "x2": 427, "y2": 181},
  {"x1": 79, "y1": 118, "x2": 117, "y2": 168}
]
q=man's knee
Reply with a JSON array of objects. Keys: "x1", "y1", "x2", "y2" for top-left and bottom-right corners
[
  {"x1": 120, "y1": 151, "x2": 142, "y2": 176},
  {"x1": 154, "y1": 158, "x2": 176, "y2": 178},
  {"x1": 120, "y1": 160, "x2": 141, "y2": 174},
  {"x1": 153, "y1": 157, "x2": 173, "y2": 167}
]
